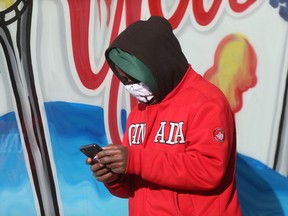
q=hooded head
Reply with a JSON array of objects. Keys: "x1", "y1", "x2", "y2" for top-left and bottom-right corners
[{"x1": 105, "y1": 16, "x2": 189, "y2": 103}]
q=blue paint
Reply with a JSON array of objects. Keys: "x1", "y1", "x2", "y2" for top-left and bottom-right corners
[
  {"x1": 236, "y1": 153, "x2": 288, "y2": 215},
  {"x1": 270, "y1": 0, "x2": 279, "y2": 8},
  {"x1": 0, "y1": 112, "x2": 37, "y2": 216},
  {"x1": 269, "y1": 0, "x2": 288, "y2": 21},
  {"x1": 1, "y1": 104, "x2": 288, "y2": 216},
  {"x1": 44, "y1": 101, "x2": 128, "y2": 216},
  {"x1": 280, "y1": 5, "x2": 288, "y2": 21},
  {"x1": 121, "y1": 108, "x2": 127, "y2": 134}
]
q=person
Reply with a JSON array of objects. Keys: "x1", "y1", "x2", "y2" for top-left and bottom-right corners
[{"x1": 86, "y1": 16, "x2": 242, "y2": 216}]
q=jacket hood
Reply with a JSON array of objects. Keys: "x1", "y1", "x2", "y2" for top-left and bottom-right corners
[{"x1": 105, "y1": 16, "x2": 189, "y2": 102}]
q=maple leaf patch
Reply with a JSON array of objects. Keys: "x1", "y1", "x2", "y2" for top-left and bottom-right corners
[{"x1": 213, "y1": 128, "x2": 225, "y2": 143}]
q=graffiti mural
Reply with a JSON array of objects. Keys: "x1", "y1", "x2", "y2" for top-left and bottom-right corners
[
  {"x1": 203, "y1": 33, "x2": 257, "y2": 113},
  {"x1": 0, "y1": 0, "x2": 288, "y2": 215}
]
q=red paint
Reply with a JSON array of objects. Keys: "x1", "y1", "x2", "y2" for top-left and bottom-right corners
[
  {"x1": 125, "y1": 0, "x2": 142, "y2": 26},
  {"x1": 68, "y1": 0, "x2": 124, "y2": 90},
  {"x1": 67, "y1": 0, "x2": 258, "y2": 143},
  {"x1": 229, "y1": 0, "x2": 256, "y2": 13},
  {"x1": 108, "y1": 75, "x2": 122, "y2": 144},
  {"x1": 192, "y1": 0, "x2": 222, "y2": 26},
  {"x1": 148, "y1": 0, "x2": 189, "y2": 29}
]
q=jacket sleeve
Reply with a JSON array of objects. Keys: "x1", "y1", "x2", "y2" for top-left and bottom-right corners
[
  {"x1": 125, "y1": 98, "x2": 236, "y2": 191},
  {"x1": 104, "y1": 174, "x2": 132, "y2": 198}
]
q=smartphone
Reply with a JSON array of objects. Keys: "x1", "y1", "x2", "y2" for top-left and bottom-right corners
[{"x1": 80, "y1": 143, "x2": 103, "y2": 164}]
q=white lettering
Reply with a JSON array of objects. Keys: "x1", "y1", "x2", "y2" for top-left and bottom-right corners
[
  {"x1": 155, "y1": 121, "x2": 185, "y2": 145},
  {"x1": 167, "y1": 122, "x2": 185, "y2": 144},
  {"x1": 128, "y1": 123, "x2": 146, "y2": 145},
  {"x1": 154, "y1": 122, "x2": 167, "y2": 143}
]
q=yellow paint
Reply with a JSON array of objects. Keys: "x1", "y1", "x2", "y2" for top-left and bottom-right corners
[
  {"x1": 204, "y1": 33, "x2": 257, "y2": 113},
  {"x1": 0, "y1": 0, "x2": 16, "y2": 12}
]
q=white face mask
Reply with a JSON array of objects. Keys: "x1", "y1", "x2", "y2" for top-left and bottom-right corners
[{"x1": 125, "y1": 82, "x2": 155, "y2": 104}]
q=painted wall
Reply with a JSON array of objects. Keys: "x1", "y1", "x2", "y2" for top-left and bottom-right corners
[{"x1": 0, "y1": 0, "x2": 288, "y2": 215}]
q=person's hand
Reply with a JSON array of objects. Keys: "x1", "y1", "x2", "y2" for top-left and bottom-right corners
[
  {"x1": 96, "y1": 144, "x2": 128, "y2": 174},
  {"x1": 86, "y1": 158, "x2": 120, "y2": 184}
]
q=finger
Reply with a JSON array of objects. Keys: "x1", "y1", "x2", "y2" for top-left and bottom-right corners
[
  {"x1": 105, "y1": 162, "x2": 126, "y2": 174},
  {"x1": 86, "y1": 157, "x2": 92, "y2": 165},
  {"x1": 98, "y1": 154, "x2": 122, "y2": 165},
  {"x1": 90, "y1": 162, "x2": 105, "y2": 172},
  {"x1": 95, "y1": 171, "x2": 114, "y2": 183},
  {"x1": 93, "y1": 166, "x2": 111, "y2": 177},
  {"x1": 102, "y1": 144, "x2": 119, "y2": 149},
  {"x1": 110, "y1": 166, "x2": 124, "y2": 174},
  {"x1": 100, "y1": 144, "x2": 123, "y2": 154},
  {"x1": 97, "y1": 149, "x2": 120, "y2": 159}
]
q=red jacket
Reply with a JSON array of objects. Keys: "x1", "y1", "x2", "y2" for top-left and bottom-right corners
[{"x1": 106, "y1": 66, "x2": 242, "y2": 216}]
